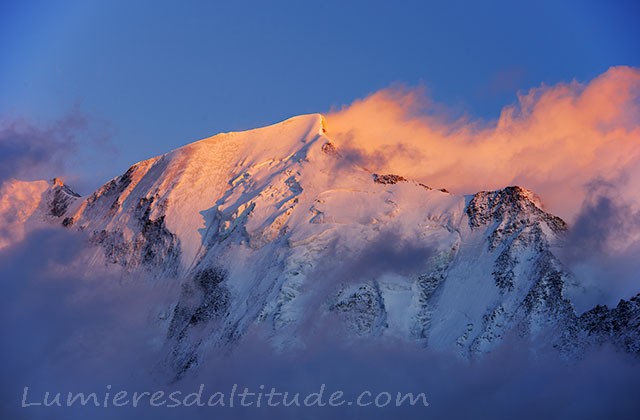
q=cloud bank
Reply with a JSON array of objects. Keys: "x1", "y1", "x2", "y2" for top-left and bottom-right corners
[
  {"x1": 0, "y1": 109, "x2": 117, "y2": 193},
  {"x1": 1, "y1": 228, "x2": 639, "y2": 420},
  {"x1": 326, "y1": 66, "x2": 640, "y2": 309},
  {"x1": 0, "y1": 113, "x2": 83, "y2": 184},
  {"x1": 326, "y1": 66, "x2": 640, "y2": 222}
]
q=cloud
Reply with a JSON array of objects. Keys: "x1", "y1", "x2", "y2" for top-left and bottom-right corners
[
  {"x1": 0, "y1": 109, "x2": 117, "y2": 192},
  {"x1": 0, "y1": 113, "x2": 82, "y2": 183},
  {"x1": 325, "y1": 66, "x2": 640, "y2": 223},
  {"x1": 2, "y1": 230, "x2": 639, "y2": 420},
  {"x1": 326, "y1": 66, "x2": 640, "y2": 309},
  {"x1": 0, "y1": 109, "x2": 118, "y2": 251},
  {"x1": 0, "y1": 227, "x2": 180, "y2": 419},
  {"x1": 560, "y1": 178, "x2": 640, "y2": 311},
  {"x1": 1, "y1": 211, "x2": 639, "y2": 420}
]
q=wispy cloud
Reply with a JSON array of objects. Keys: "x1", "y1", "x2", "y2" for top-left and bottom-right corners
[
  {"x1": 326, "y1": 66, "x2": 640, "y2": 309},
  {"x1": 0, "y1": 113, "x2": 82, "y2": 183},
  {"x1": 0, "y1": 108, "x2": 117, "y2": 192},
  {"x1": 326, "y1": 66, "x2": 640, "y2": 222},
  {"x1": 1, "y1": 229, "x2": 639, "y2": 419}
]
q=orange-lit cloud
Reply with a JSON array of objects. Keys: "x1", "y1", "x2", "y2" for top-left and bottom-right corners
[{"x1": 326, "y1": 66, "x2": 640, "y2": 222}]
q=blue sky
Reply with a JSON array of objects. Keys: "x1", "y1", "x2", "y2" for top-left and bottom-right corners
[{"x1": 1, "y1": 0, "x2": 639, "y2": 188}]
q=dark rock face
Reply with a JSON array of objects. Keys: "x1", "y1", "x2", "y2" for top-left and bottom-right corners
[
  {"x1": 166, "y1": 267, "x2": 231, "y2": 378},
  {"x1": 91, "y1": 229, "x2": 128, "y2": 264},
  {"x1": 413, "y1": 259, "x2": 452, "y2": 342},
  {"x1": 134, "y1": 195, "x2": 180, "y2": 268},
  {"x1": 579, "y1": 293, "x2": 640, "y2": 355},
  {"x1": 168, "y1": 267, "x2": 231, "y2": 338},
  {"x1": 139, "y1": 215, "x2": 180, "y2": 267},
  {"x1": 90, "y1": 194, "x2": 181, "y2": 273},
  {"x1": 188, "y1": 268, "x2": 231, "y2": 326},
  {"x1": 373, "y1": 173, "x2": 408, "y2": 185},
  {"x1": 518, "y1": 254, "x2": 578, "y2": 349},
  {"x1": 331, "y1": 283, "x2": 388, "y2": 336},
  {"x1": 321, "y1": 141, "x2": 337, "y2": 154},
  {"x1": 49, "y1": 189, "x2": 71, "y2": 217},
  {"x1": 86, "y1": 164, "x2": 137, "y2": 209},
  {"x1": 492, "y1": 249, "x2": 517, "y2": 292},
  {"x1": 466, "y1": 186, "x2": 567, "y2": 234},
  {"x1": 48, "y1": 180, "x2": 80, "y2": 218}
]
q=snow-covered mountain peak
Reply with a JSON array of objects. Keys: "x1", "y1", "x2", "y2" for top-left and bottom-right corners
[
  {"x1": 53, "y1": 114, "x2": 335, "y2": 269},
  {"x1": 466, "y1": 185, "x2": 566, "y2": 234},
  {"x1": 3, "y1": 114, "x2": 639, "y2": 375}
]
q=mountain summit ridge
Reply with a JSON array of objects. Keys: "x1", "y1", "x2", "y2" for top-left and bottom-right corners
[{"x1": 2, "y1": 114, "x2": 639, "y2": 377}]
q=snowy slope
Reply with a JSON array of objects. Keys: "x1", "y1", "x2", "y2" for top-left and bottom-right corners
[{"x1": 4, "y1": 114, "x2": 639, "y2": 377}]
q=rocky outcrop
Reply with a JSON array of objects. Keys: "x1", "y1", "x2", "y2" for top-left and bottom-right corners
[
  {"x1": 166, "y1": 267, "x2": 231, "y2": 378},
  {"x1": 579, "y1": 293, "x2": 640, "y2": 355},
  {"x1": 466, "y1": 186, "x2": 567, "y2": 235},
  {"x1": 373, "y1": 173, "x2": 408, "y2": 185}
]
